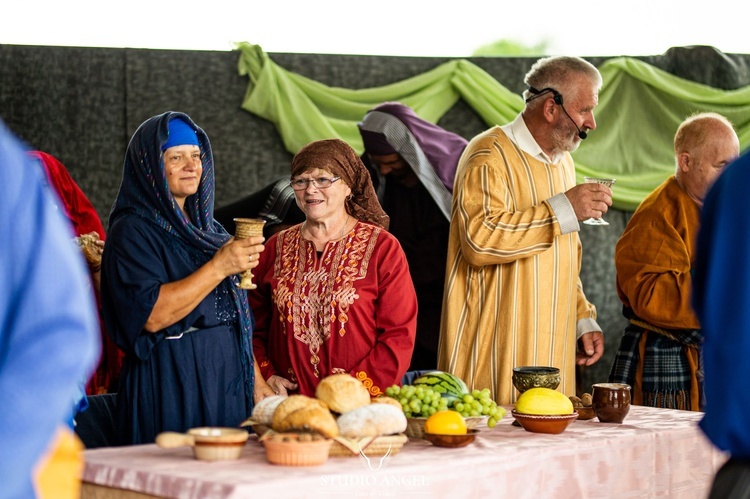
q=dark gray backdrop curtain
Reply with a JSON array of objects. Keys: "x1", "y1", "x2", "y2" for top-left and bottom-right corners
[{"x1": 2, "y1": 43, "x2": 748, "y2": 391}]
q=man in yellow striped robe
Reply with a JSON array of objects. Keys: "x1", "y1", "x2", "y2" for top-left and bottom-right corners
[{"x1": 438, "y1": 56, "x2": 611, "y2": 405}]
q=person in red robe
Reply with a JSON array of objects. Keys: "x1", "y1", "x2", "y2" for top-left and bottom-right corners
[
  {"x1": 250, "y1": 139, "x2": 417, "y2": 398},
  {"x1": 29, "y1": 151, "x2": 124, "y2": 395}
]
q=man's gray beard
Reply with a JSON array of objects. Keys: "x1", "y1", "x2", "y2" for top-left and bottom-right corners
[{"x1": 550, "y1": 121, "x2": 581, "y2": 157}]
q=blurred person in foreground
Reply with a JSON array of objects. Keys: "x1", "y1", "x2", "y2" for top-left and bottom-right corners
[
  {"x1": 0, "y1": 120, "x2": 99, "y2": 498},
  {"x1": 693, "y1": 151, "x2": 750, "y2": 498},
  {"x1": 609, "y1": 112, "x2": 739, "y2": 411},
  {"x1": 358, "y1": 102, "x2": 467, "y2": 372},
  {"x1": 29, "y1": 150, "x2": 124, "y2": 395},
  {"x1": 250, "y1": 138, "x2": 417, "y2": 397},
  {"x1": 438, "y1": 56, "x2": 610, "y2": 404},
  {"x1": 101, "y1": 112, "x2": 272, "y2": 445}
]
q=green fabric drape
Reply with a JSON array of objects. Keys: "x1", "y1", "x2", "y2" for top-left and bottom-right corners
[
  {"x1": 237, "y1": 43, "x2": 750, "y2": 211},
  {"x1": 577, "y1": 58, "x2": 750, "y2": 209}
]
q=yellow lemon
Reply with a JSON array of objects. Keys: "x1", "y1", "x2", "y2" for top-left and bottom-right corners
[
  {"x1": 515, "y1": 387, "x2": 574, "y2": 415},
  {"x1": 424, "y1": 410, "x2": 467, "y2": 435}
]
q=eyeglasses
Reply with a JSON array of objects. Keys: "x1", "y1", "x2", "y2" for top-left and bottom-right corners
[{"x1": 290, "y1": 177, "x2": 341, "y2": 190}]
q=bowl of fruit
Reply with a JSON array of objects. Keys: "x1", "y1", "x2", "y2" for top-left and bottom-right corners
[
  {"x1": 511, "y1": 387, "x2": 578, "y2": 434},
  {"x1": 406, "y1": 415, "x2": 487, "y2": 439},
  {"x1": 423, "y1": 429, "x2": 480, "y2": 448},
  {"x1": 385, "y1": 371, "x2": 506, "y2": 439},
  {"x1": 510, "y1": 411, "x2": 578, "y2": 434},
  {"x1": 570, "y1": 393, "x2": 595, "y2": 420},
  {"x1": 422, "y1": 410, "x2": 480, "y2": 448}
]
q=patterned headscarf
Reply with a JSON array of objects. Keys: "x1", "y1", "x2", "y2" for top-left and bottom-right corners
[
  {"x1": 110, "y1": 112, "x2": 226, "y2": 246},
  {"x1": 109, "y1": 111, "x2": 255, "y2": 413},
  {"x1": 291, "y1": 138, "x2": 390, "y2": 230}
]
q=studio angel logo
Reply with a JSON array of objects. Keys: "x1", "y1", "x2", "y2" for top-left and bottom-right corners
[
  {"x1": 358, "y1": 443, "x2": 392, "y2": 471},
  {"x1": 319, "y1": 442, "x2": 428, "y2": 494}
]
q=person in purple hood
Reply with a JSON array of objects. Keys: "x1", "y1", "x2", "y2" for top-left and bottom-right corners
[{"x1": 358, "y1": 102, "x2": 467, "y2": 371}]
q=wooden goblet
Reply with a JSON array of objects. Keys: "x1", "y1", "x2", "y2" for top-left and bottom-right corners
[{"x1": 233, "y1": 218, "x2": 266, "y2": 289}]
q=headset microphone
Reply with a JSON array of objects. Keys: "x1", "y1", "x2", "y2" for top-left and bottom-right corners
[
  {"x1": 560, "y1": 105, "x2": 587, "y2": 140},
  {"x1": 526, "y1": 86, "x2": 587, "y2": 140}
]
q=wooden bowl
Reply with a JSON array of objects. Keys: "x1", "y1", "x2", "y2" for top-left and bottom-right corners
[
  {"x1": 406, "y1": 416, "x2": 487, "y2": 439},
  {"x1": 423, "y1": 429, "x2": 479, "y2": 448},
  {"x1": 511, "y1": 410, "x2": 578, "y2": 434}
]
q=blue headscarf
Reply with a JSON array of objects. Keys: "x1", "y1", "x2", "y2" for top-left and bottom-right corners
[
  {"x1": 110, "y1": 111, "x2": 255, "y2": 413},
  {"x1": 161, "y1": 118, "x2": 200, "y2": 151}
]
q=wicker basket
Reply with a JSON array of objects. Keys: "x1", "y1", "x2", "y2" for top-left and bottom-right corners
[
  {"x1": 405, "y1": 416, "x2": 487, "y2": 439},
  {"x1": 329, "y1": 434, "x2": 408, "y2": 457}
]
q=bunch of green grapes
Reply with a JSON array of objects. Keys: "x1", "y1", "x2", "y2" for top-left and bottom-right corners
[
  {"x1": 450, "y1": 388, "x2": 507, "y2": 428},
  {"x1": 385, "y1": 385, "x2": 507, "y2": 427},
  {"x1": 384, "y1": 384, "x2": 450, "y2": 418}
]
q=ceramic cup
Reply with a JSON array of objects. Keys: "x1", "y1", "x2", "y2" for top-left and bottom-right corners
[{"x1": 591, "y1": 383, "x2": 631, "y2": 424}]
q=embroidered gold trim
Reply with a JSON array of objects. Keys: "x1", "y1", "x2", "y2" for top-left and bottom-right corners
[
  {"x1": 272, "y1": 222, "x2": 381, "y2": 378},
  {"x1": 355, "y1": 370, "x2": 382, "y2": 396}
]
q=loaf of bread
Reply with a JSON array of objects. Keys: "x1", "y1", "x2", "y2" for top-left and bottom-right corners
[
  {"x1": 251, "y1": 395, "x2": 287, "y2": 425},
  {"x1": 274, "y1": 404, "x2": 339, "y2": 438},
  {"x1": 272, "y1": 395, "x2": 324, "y2": 428},
  {"x1": 315, "y1": 373, "x2": 371, "y2": 414},
  {"x1": 336, "y1": 404, "x2": 407, "y2": 438},
  {"x1": 271, "y1": 394, "x2": 339, "y2": 438}
]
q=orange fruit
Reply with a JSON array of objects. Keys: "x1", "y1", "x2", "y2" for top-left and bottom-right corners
[{"x1": 424, "y1": 410, "x2": 467, "y2": 435}]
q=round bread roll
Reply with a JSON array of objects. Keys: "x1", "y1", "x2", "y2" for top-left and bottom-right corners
[
  {"x1": 337, "y1": 404, "x2": 407, "y2": 438},
  {"x1": 315, "y1": 373, "x2": 371, "y2": 414},
  {"x1": 275, "y1": 404, "x2": 339, "y2": 438},
  {"x1": 251, "y1": 395, "x2": 287, "y2": 425},
  {"x1": 272, "y1": 395, "x2": 328, "y2": 431}
]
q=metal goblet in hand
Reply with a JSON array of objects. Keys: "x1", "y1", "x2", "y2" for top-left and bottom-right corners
[
  {"x1": 233, "y1": 218, "x2": 266, "y2": 290},
  {"x1": 582, "y1": 177, "x2": 616, "y2": 226}
]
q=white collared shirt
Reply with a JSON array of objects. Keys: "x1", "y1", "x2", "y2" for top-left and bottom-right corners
[
  {"x1": 500, "y1": 115, "x2": 579, "y2": 235},
  {"x1": 500, "y1": 114, "x2": 566, "y2": 165}
]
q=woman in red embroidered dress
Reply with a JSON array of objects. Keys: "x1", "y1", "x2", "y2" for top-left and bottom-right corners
[{"x1": 249, "y1": 138, "x2": 417, "y2": 398}]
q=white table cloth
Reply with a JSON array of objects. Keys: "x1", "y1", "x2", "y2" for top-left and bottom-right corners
[{"x1": 82, "y1": 405, "x2": 727, "y2": 499}]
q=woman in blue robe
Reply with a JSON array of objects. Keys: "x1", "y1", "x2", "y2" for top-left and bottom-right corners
[{"x1": 101, "y1": 112, "x2": 273, "y2": 445}]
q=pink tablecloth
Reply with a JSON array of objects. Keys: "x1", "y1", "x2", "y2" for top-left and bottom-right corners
[{"x1": 82, "y1": 405, "x2": 726, "y2": 499}]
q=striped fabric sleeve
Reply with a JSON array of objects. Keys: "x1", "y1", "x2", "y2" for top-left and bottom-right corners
[{"x1": 456, "y1": 162, "x2": 561, "y2": 268}]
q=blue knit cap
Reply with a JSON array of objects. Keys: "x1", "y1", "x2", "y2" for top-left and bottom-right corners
[{"x1": 161, "y1": 118, "x2": 199, "y2": 151}]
